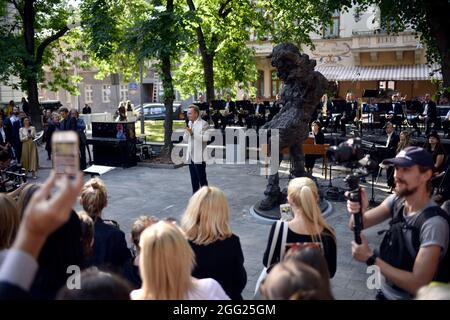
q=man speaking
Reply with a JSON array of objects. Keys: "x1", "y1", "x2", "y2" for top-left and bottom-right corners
[{"x1": 184, "y1": 104, "x2": 210, "y2": 193}]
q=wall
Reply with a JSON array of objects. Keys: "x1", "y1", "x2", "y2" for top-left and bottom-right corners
[{"x1": 359, "y1": 51, "x2": 416, "y2": 66}]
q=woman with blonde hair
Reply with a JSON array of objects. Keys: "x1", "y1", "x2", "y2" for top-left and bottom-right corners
[
  {"x1": 262, "y1": 177, "x2": 337, "y2": 277},
  {"x1": 181, "y1": 186, "x2": 246, "y2": 300},
  {"x1": 0, "y1": 194, "x2": 20, "y2": 250},
  {"x1": 131, "y1": 221, "x2": 229, "y2": 300},
  {"x1": 396, "y1": 130, "x2": 411, "y2": 153},
  {"x1": 80, "y1": 178, "x2": 131, "y2": 269}
]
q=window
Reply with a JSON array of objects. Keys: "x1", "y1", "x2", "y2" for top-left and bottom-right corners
[
  {"x1": 85, "y1": 85, "x2": 93, "y2": 104},
  {"x1": 271, "y1": 70, "x2": 282, "y2": 98},
  {"x1": 120, "y1": 85, "x2": 128, "y2": 102},
  {"x1": 102, "y1": 84, "x2": 110, "y2": 103},
  {"x1": 55, "y1": 90, "x2": 59, "y2": 101},
  {"x1": 378, "y1": 80, "x2": 396, "y2": 91},
  {"x1": 255, "y1": 70, "x2": 265, "y2": 98},
  {"x1": 66, "y1": 91, "x2": 71, "y2": 104},
  {"x1": 323, "y1": 11, "x2": 340, "y2": 38}
]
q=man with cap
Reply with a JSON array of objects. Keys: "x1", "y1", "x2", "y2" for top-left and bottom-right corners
[{"x1": 347, "y1": 146, "x2": 449, "y2": 300}]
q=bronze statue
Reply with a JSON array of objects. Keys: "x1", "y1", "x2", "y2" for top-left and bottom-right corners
[{"x1": 259, "y1": 43, "x2": 328, "y2": 210}]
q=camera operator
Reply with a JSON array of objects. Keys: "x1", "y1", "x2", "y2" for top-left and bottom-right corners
[
  {"x1": 0, "y1": 150, "x2": 27, "y2": 197},
  {"x1": 347, "y1": 146, "x2": 450, "y2": 300}
]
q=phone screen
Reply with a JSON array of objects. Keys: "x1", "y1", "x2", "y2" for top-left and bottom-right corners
[{"x1": 52, "y1": 138, "x2": 79, "y2": 177}]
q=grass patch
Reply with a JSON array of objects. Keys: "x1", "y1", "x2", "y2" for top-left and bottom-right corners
[{"x1": 135, "y1": 120, "x2": 186, "y2": 142}]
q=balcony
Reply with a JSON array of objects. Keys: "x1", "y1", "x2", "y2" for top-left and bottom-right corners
[{"x1": 351, "y1": 30, "x2": 419, "y2": 51}]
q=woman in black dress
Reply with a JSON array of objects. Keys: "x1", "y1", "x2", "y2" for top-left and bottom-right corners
[{"x1": 181, "y1": 186, "x2": 247, "y2": 300}]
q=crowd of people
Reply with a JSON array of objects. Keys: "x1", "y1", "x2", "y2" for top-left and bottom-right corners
[
  {"x1": 1, "y1": 154, "x2": 449, "y2": 300},
  {"x1": 1, "y1": 100, "x2": 90, "y2": 193}
]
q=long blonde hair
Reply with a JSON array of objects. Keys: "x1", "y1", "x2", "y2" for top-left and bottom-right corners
[
  {"x1": 139, "y1": 221, "x2": 195, "y2": 300},
  {"x1": 0, "y1": 194, "x2": 20, "y2": 250},
  {"x1": 397, "y1": 131, "x2": 411, "y2": 153},
  {"x1": 287, "y1": 177, "x2": 336, "y2": 243},
  {"x1": 80, "y1": 178, "x2": 108, "y2": 219},
  {"x1": 181, "y1": 186, "x2": 232, "y2": 245}
]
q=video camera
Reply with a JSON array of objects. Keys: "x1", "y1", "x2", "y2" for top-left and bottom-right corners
[{"x1": 327, "y1": 138, "x2": 378, "y2": 244}]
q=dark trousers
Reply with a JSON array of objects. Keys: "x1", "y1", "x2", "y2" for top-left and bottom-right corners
[
  {"x1": 443, "y1": 119, "x2": 450, "y2": 135},
  {"x1": 189, "y1": 161, "x2": 208, "y2": 194},
  {"x1": 411, "y1": 116, "x2": 436, "y2": 135}
]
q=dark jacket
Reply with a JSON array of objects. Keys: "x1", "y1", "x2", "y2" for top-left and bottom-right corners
[
  {"x1": 418, "y1": 100, "x2": 437, "y2": 119},
  {"x1": 314, "y1": 131, "x2": 325, "y2": 144},
  {"x1": 386, "y1": 132, "x2": 400, "y2": 157},
  {"x1": 0, "y1": 282, "x2": 31, "y2": 300},
  {"x1": 60, "y1": 116, "x2": 77, "y2": 131},
  {"x1": 0, "y1": 126, "x2": 10, "y2": 146},
  {"x1": 45, "y1": 121, "x2": 58, "y2": 151},
  {"x1": 89, "y1": 218, "x2": 131, "y2": 270},
  {"x1": 189, "y1": 234, "x2": 247, "y2": 300},
  {"x1": 390, "y1": 102, "x2": 404, "y2": 116}
]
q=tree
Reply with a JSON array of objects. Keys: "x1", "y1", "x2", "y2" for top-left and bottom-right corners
[
  {"x1": 0, "y1": 0, "x2": 80, "y2": 130},
  {"x1": 81, "y1": 0, "x2": 193, "y2": 156},
  {"x1": 184, "y1": 0, "x2": 260, "y2": 102}
]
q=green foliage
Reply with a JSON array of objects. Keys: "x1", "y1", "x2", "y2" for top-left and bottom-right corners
[
  {"x1": 255, "y1": 0, "x2": 339, "y2": 48},
  {"x1": 0, "y1": 0, "x2": 83, "y2": 93}
]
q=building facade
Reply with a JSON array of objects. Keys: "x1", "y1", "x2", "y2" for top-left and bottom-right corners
[{"x1": 246, "y1": 5, "x2": 442, "y2": 102}]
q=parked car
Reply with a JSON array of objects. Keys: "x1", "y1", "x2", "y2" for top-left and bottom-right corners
[
  {"x1": 135, "y1": 103, "x2": 186, "y2": 121},
  {"x1": 39, "y1": 100, "x2": 62, "y2": 112}
]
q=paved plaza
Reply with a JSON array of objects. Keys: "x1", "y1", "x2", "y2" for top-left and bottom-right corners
[{"x1": 34, "y1": 145, "x2": 391, "y2": 300}]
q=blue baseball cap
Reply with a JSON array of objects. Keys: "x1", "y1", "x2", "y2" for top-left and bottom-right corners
[{"x1": 382, "y1": 146, "x2": 434, "y2": 169}]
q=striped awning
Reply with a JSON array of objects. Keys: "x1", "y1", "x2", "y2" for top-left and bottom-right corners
[{"x1": 315, "y1": 64, "x2": 442, "y2": 81}]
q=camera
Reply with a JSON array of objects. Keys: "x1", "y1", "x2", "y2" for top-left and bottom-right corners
[
  {"x1": 327, "y1": 138, "x2": 378, "y2": 244},
  {"x1": 0, "y1": 165, "x2": 27, "y2": 192}
]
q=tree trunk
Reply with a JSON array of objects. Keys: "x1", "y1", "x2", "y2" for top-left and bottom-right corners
[
  {"x1": 160, "y1": 55, "x2": 174, "y2": 157},
  {"x1": 203, "y1": 53, "x2": 215, "y2": 103},
  {"x1": 186, "y1": 0, "x2": 215, "y2": 102},
  {"x1": 160, "y1": 0, "x2": 175, "y2": 158},
  {"x1": 424, "y1": 0, "x2": 450, "y2": 88},
  {"x1": 22, "y1": 0, "x2": 42, "y2": 130}
]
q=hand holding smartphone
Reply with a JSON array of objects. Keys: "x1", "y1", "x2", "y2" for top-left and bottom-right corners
[{"x1": 52, "y1": 131, "x2": 79, "y2": 178}]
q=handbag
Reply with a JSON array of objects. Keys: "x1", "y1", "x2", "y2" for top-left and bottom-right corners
[{"x1": 254, "y1": 220, "x2": 288, "y2": 295}]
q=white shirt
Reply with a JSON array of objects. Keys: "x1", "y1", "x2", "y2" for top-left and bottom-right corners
[
  {"x1": 0, "y1": 249, "x2": 38, "y2": 292},
  {"x1": 130, "y1": 278, "x2": 230, "y2": 300},
  {"x1": 386, "y1": 132, "x2": 393, "y2": 147},
  {"x1": 183, "y1": 118, "x2": 210, "y2": 163},
  {"x1": 0, "y1": 126, "x2": 5, "y2": 142},
  {"x1": 423, "y1": 103, "x2": 428, "y2": 116}
]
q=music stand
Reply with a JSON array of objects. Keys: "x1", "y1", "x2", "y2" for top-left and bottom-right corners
[{"x1": 363, "y1": 89, "x2": 379, "y2": 134}]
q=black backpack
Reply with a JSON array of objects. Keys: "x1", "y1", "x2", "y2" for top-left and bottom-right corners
[{"x1": 379, "y1": 197, "x2": 450, "y2": 284}]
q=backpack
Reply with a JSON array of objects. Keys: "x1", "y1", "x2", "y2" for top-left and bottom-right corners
[{"x1": 379, "y1": 197, "x2": 450, "y2": 284}]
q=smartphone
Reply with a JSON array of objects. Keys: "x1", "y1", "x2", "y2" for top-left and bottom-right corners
[
  {"x1": 52, "y1": 131, "x2": 79, "y2": 178},
  {"x1": 280, "y1": 203, "x2": 293, "y2": 221}
]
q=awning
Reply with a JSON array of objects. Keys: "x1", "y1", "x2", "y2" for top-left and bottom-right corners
[{"x1": 315, "y1": 64, "x2": 442, "y2": 81}]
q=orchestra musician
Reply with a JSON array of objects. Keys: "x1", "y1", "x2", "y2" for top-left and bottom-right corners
[
  {"x1": 221, "y1": 94, "x2": 236, "y2": 129},
  {"x1": 335, "y1": 92, "x2": 358, "y2": 137},
  {"x1": 268, "y1": 94, "x2": 282, "y2": 122},
  {"x1": 253, "y1": 97, "x2": 267, "y2": 132},
  {"x1": 317, "y1": 94, "x2": 333, "y2": 131},
  {"x1": 380, "y1": 93, "x2": 404, "y2": 130},
  {"x1": 411, "y1": 93, "x2": 437, "y2": 136},
  {"x1": 304, "y1": 120, "x2": 325, "y2": 175}
]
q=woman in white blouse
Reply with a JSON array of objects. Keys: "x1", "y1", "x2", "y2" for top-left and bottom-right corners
[
  {"x1": 19, "y1": 117, "x2": 38, "y2": 179},
  {"x1": 130, "y1": 221, "x2": 229, "y2": 300}
]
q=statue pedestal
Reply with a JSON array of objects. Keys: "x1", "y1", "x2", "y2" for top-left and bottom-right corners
[{"x1": 250, "y1": 199, "x2": 332, "y2": 224}]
